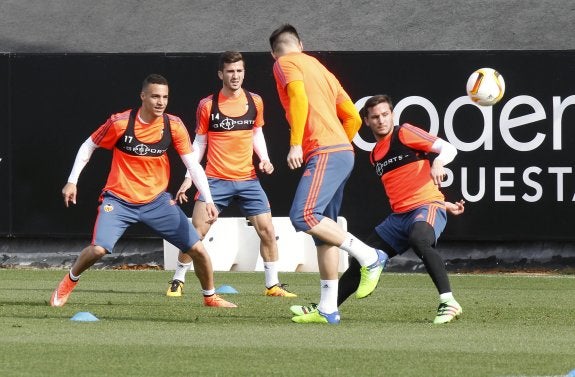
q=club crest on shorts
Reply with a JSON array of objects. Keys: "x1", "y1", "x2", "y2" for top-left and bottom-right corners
[{"x1": 103, "y1": 204, "x2": 114, "y2": 212}]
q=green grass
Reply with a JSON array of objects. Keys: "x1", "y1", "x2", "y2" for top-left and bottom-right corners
[{"x1": 1, "y1": 270, "x2": 574, "y2": 377}]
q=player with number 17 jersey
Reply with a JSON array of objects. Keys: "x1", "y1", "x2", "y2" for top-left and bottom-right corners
[{"x1": 91, "y1": 109, "x2": 193, "y2": 204}]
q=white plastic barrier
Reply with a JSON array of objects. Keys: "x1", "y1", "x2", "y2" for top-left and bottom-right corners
[{"x1": 163, "y1": 216, "x2": 349, "y2": 272}]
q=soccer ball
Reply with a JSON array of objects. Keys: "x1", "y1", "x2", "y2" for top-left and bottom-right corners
[{"x1": 466, "y1": 68, "x2": 505, "y2": 106}]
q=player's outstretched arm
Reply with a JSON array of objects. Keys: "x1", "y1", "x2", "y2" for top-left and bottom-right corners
[
  {"x1": 180, "y1": 134, "x2": 207, "y2": 202},
  {"x1": 253, "y1": 127, "x2": 274, "y2": 174},
  {"x1": 62, "y1": 182, "x2": 77, "y2": 207},
  {"x1": 430, "y1": 138, "x2": 457, "y2": 185},
  {"x1": 181, "y1": 153, "x2": 218, "y2": 224},
  {"x1": 175, "y1": 177, "x2": 192, "y2": 204},
  {"x1": 336, "y1": 99, "x2": 362, "y2": 141},
  {"x1": 62, "y1": 137, "x2": 98, "y2": 207},
  {"x1": 285, "y1": 81, "x2": 307, "y2": 170},
  {"x1": 445, "y1": 200, "x2": 465, "y2": 216},
  {"x1": 204, "y1": 203, "x2": 218, "y2": 224}
]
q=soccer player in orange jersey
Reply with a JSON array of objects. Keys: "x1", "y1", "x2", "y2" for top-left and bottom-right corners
[
  {"x1": 292, "y1": 95, "x2": 465, "y2": 324},
  {"x1": 166, "y1": 51, "x2": 297, "y2": 298},
  {"x1": 269, "y1": 24, "x2": 388, "y2": 324},
  {"x1": 50, "y1": 74, "x2": 236, "y2": 308}
]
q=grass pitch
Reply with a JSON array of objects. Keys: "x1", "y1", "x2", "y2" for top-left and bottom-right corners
[{"x1": 0, "y1": 269, "x2": 574, "y2": 377}]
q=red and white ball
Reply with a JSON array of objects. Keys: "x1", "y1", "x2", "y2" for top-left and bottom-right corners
[{"x1": 466, "y1": 67, "x2": 505, "y2": 106}]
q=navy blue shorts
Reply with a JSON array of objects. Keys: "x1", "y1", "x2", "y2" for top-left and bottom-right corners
[
  {"x1": 289, "y1": 150, "x2": 354, "y2": 244},
  {"x1": 93, "y1": 191, "x2": 200, "y2": 253},
  {"x1": 196, "y1": 178, "x2": 271, "y2": 217},
  {"x1": 374, "y1": 202, "x2": 447, "y2": 254}
]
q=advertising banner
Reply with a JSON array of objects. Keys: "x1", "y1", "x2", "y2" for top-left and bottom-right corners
[
  {"x1": 0, "y1": 55, "x2": 9, "y2": 235},
  {"x1": 4, "y1": 52, "x2": 575, "y2": 241}
]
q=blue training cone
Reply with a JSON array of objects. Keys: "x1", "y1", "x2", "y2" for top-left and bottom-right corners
[
  {"x1": 70, "y1": 312, "x2": 99, "y2": 322},
  {"x1": 215, "y1": 285, "x2": 238, "y2": 294}
]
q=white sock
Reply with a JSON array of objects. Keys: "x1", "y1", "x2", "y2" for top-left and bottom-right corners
[
  {"x1": 69, "y1": 270, "x2": 80, "y2": 281},
  {"x1": 202, "y1": 288, "x2": 215, "y2": 296},
  {"x1": 339, "y1": 233, "x2": 378, "y2": 266},
  {"x1": 318, "y1": 279, "x2": 339, "y2": 314},
  {"x1": 439, "y1": 292, "x2": 454, "y2": 302},
  {"x1": 173, "y1": 261, "x2": 192, "y2": 282},
  {"x1": 264, "y1": 261, "x2": 279, "y2": 288}
]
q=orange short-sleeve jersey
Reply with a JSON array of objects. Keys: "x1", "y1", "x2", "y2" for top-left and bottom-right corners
[
  {"x1": 195, "y1": 90, "x2": 264, "y2": 180},
  {"x1": 372, "y1": 123, "x2": 444, "y2": 213},
  {"x1": 91, "y1": 109, "x2": 192, "y2": 204},
  {"x1": 273, "y1": 52, "x2": 353, "y2": 159}
]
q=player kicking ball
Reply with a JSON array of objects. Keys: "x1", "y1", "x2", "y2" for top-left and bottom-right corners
[
  {"x1": 291, "y1": 94, "x2": 464, "y2": 324},
  {"x1": 270, "y1": 25, "x2": 388, "y2": 324}
]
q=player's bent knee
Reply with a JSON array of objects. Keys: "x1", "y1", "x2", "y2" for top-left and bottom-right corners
[
  {"x1": 177, "y1": 250, "x2": 193, "y2": 264},
  {"x1": 289, "y1": 207, "x2": 312, "y2": 232},
  {"x1": 409, "y1": 223, "x2": 435, "y2": 243},
  {"x1": 289, "y1": 215, "x2": 308, "y2": 232},
  {"x1": 185, "y1": 241, "x2": 207, "y2": 258},
  {"x1": 258, "y1": 225, "x2": 276, "y2": 242},
  {"x1": 90, "y1": 245, "x2": 108, "y2": 257},
  {"x1": 192, "y1": 224, "x2": 209, "y2": 239}
]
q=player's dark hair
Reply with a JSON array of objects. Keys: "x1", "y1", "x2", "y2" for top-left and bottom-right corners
[
  {"x1": 269, "y1": 24, "x2": 301, "y2": 52},
  {"x1": 361, "y1": 94, "x2": 394, "y2": 118},
  {"x1": 218, "y1": 51, "x2": 244, "y2": 71},
  {"x1": 142, "y1": 74, "x2": 168, "y2": 91}
]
